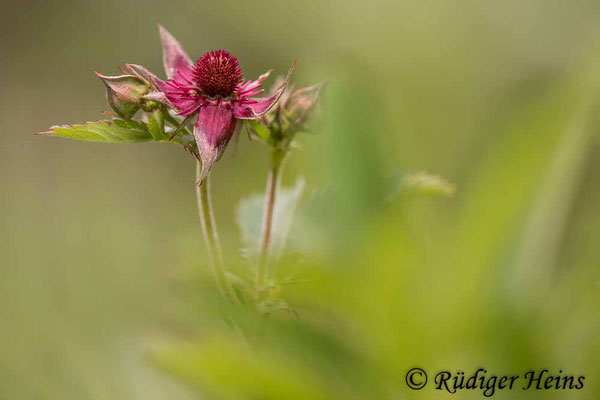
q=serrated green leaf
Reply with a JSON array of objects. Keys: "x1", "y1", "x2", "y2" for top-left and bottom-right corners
[
  {"x1": 39, "y1": 119, "x2": 154, "y2": 143},
  {"x1": 237, "y1": 178, "x2": 305, "y2": 258}
]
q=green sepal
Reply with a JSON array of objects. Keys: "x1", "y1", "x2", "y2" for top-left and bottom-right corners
[
  {"x1": 247, "y1": 119, "x2": 272, "y2": 143},
  {"x1": 109, "y1": 96, "x2": 140, "y2": 120},
  {"x1": 148, "y1": 109, "x2": 165, "y2": 140}
]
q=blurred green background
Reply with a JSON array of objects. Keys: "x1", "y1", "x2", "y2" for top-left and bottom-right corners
[{"x1": 2, "y1": 0, "x2": 600, "y2": 399}]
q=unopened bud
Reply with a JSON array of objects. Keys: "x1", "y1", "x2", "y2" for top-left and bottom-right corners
[{"x1": 95, "y1": 72, "x2": 149, "y2": 119}]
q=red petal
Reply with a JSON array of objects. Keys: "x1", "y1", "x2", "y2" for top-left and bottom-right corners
[
  {"x1": 127, "y1": 63, "x2": 201, "y2": 113},
  {"x1": 237, "y1": 69, "x2": 273, "y2": 94},
  {"x1": 233, "y1": 61, "x2": 296, "y2": 120}
]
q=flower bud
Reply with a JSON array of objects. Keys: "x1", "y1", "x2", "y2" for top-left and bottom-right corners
[
  {"x1": 95, "y1": 72, "x2": 149, "y2": 120},
  {"x1": 250, "y1": 79, "x2": 324, "y2": 149},
  {"x1": 281, "y1": 82, "x2": 323, "y2": 127}
]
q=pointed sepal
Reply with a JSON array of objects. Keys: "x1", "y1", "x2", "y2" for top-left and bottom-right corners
[
  {"x1": 157, "y1": 24, "x2": 193, "y2": 81},
  {"x1": 147, "y1": 108, "x2": 165, "y2": 140},
  {"x1": 233, "y1": 61, "x2": 296, "y2": 119},
  {"x1": 194, "y1": 105, "x2": 238, "y2": 183}
]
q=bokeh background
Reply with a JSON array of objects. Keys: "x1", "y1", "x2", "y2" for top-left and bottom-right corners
[{"x1": 2, "y1": 0, "x2": 600, "y2": 399}]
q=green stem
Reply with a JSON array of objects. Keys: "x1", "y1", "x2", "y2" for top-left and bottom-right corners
[
  {"x1": 196, "y1": 161, "x2": 236, "y2": 300},
  {"x1": 166, "y1": 114, "x2": 235, "y2": 302},
  {"x1": 257, "y1": 148, "x2": 286, "y2": 292}
]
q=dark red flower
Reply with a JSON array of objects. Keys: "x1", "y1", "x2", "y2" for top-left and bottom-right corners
[{"x1": 129, "y1": 25, "x2": 294, "y2": 181}]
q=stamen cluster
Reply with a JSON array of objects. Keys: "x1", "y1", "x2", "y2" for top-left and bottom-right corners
[{"x1": 192, "y1": 50, "x2": 243, "y2": 97}]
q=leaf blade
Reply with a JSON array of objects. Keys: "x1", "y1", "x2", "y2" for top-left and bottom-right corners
[
  {"x1": 237, "y1": 178, "x2": 305, "y2": 258},
  {"x1": 39, "y1": 119, "x2": 154, "y2": 143}
]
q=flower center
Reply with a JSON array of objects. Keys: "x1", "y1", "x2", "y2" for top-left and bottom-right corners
[{"x1": 192, "y1": 50, "x2": 243, "y2": 98}]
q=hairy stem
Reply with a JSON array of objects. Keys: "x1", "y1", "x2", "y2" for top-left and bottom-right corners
[
  {"x1": 257, "y1": 148, "x2": 286, "y2": 291},
  {"x1": 196, "y1": 161, "x2": 235, "y2": 300}
]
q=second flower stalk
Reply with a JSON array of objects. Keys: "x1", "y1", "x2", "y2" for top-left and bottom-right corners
[
  {"x1": 251, "y1": 80, "x2": 323, "y2": 302},
  {"x1": 256, "y1": 147, "x2": 287, "y2": 297}
]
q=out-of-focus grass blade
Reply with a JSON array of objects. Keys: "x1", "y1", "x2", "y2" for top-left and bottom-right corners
[
  {"x1": 507, "y1": 61, "x2": 600, "y2": 304},
  {"x1": 152, "y1": 336, "x2": 343, "y2": 400}
]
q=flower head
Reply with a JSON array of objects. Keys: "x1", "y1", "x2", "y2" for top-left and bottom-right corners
[
  {"x1": 193, "y1": 50, "x2": 243, "y2": 97},
  {"x1": 130, "y1": 24, "x2": 295, "y2": 182}
]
